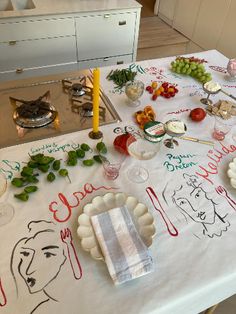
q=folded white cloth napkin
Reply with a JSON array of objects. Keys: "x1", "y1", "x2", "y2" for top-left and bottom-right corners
[{"x1": 91, "y1": 205, "x2": 154, "y2": 285}]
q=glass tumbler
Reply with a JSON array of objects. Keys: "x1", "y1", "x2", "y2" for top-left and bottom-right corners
[{"x1": 212, "y1": 116, "x2": 234, "y2": 141}]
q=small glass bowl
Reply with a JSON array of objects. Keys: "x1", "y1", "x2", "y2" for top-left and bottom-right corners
[{"x1": 125, "y1": 80, "x2": 144, "y2": 107}]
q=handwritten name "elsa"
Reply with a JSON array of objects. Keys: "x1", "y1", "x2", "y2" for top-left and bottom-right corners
[
  {"x1": 49, "y1": 183, "x2": 118, "y2": 223},
  {"x1": 195, "y1": 142, "x2": 236, "y2": 184}
]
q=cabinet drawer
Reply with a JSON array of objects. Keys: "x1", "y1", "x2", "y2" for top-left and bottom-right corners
[
  {"x1": 0, "y1": 36, "x2": 77, "y2": 72},
  {"x1": 78, "y1": 55, "x2": 133, "y2": 70},
  {"x1": 76, "y1": 13, "x2": 136, "y2": 60},
  {"x1": 0, "y1": 18, "x2": 75, "y2": 42},
  {"x1": 0, "y1": 63, "x2": 78, "y2": 82}
]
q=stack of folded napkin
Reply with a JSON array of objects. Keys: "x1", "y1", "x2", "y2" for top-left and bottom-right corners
[{"x1": 91, "y1": 205, "x2": 154, "y2": 285}]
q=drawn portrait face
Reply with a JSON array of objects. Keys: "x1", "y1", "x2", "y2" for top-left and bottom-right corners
[
  {"x1": 18, "y1": 229, "x2": 66, "y2": 294},
  {"x1": 173, "y1": 186, "x2": 216, "y2": 224}
]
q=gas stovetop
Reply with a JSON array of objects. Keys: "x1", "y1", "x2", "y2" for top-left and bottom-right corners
[{"x1": 0, "y1": 70, "x2": 121, "y2": 148}]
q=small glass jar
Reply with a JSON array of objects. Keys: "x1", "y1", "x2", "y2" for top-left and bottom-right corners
[{"x1": 143, "y1": 121, "x2": 166, "y2": 142}]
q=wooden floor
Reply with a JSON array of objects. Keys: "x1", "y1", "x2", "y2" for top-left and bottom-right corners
[
  {"x1": 136, "y1": 0, "x2": 156, "y2": 18},
  {"x1": 137, "y1": 16, "x2": 189, "y2": 61}
]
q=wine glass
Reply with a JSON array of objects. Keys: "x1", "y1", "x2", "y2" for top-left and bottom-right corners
[
  {"x1": 163, "y1": 119, "x2": 187, "y2": 149},
  {"x1": 126, "y1": 132, "x2": 161, "y2": 183},
  {"x1": 0, "y1": 172, "x2": 14, "y2": 227},
  {"x1": 125, "y1": 80, "x2": 144, "y2": 107}
]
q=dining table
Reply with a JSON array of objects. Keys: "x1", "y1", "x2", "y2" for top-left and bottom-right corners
[{"x1": 0, "y1": 49, "x2": 236, "y2": 314}]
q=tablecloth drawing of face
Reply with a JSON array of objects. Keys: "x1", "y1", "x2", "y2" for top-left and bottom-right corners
[
  {"x1": 163, "y1": 173, "x2": 230, "y2": 238},
  {"x1": 10, "y1": 220, "x2": 82, "y2": 313}
]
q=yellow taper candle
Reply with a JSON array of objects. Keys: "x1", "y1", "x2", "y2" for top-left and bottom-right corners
[{"x1": 92, "y1": 68, "x2": 100, "y2": 133}]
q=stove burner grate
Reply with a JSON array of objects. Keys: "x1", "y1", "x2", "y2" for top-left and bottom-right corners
[{"x1": 10, "y1": 91, "x2": 58, "y2": 129}]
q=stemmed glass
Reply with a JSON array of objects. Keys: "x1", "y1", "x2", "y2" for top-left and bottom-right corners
[
  {"x1": 0, "y1": 172, "x2": 14, "y2": 227},
  {"x1": 163, "y1": 119, "x2": 187, "y2": 149},
  {"x1": 125, "y1": 80, "x2": 144, "y2": 107},
  {"x1": 200, "y1": 82, "x2": 221, "y2": 105},
  {"x1": 126, "y1": 132, "x2": 161, "y2": 183}
]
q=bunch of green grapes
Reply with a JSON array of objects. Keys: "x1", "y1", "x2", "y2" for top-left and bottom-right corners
[{"x1": 170, "y1": 58, "x2": 212, "y2": 84}]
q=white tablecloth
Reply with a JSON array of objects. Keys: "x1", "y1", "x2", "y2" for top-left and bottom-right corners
[{"x1": 0, "y1": 50, "x2": 236, "y2": 314}]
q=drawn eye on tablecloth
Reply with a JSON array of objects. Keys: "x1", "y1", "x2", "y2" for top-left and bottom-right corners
[
  {"x1": 163, "y1": 173, "x2": 230, "y2": 239},
  {"x1": 10, "y1": 220, "x2": 82, "y2": 313}
]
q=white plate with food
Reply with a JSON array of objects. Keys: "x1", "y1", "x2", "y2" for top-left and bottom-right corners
[
  {"x1": 77, "y1": 192, "x2": 156, "y2": 261},
  {"x1": 227, "y1": 158, "x2": 236, "y2": 188}
]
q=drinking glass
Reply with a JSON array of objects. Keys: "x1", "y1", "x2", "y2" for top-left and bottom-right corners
[
  {"x1": 126, "y1": 132, "x2": 161, "y2": 183},
  {"x1": 212, "y1": 116, "x2": 234, "y2": 141},
  {"x1": 125, "y1": 80, "x2": 144, "y2": 107},
  {"x1": 101, "y1": 149, "x2": 126, "y2": 180}
]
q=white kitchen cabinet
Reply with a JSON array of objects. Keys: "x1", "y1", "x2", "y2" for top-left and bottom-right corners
[
  {"x1": 75, "y1": 12, "x2": 136, "y2": 61},
  {"x1": 0, "y1": 17, "x2": 75, "y2": 41},
  {"x1": 0, "y1": 37, "x2": 77, "y2": 72},
  {"x1": 216, "y1": 0, "x2": 236, "y2": 58},
  {"x1": 0, "y1": 16, "x2": 77, "y2": 81},
  {"x1": 172, "y1": 0, "x2": 202, "y2": 39},
  {"x1": 192, "y1": 0, "x2": 231, "y2": 50},
  {"x1": 158, "y1": 0, "x2": 177, "y2": 26},
  {"x1": 0, "y1": 3, "x2": 141, "y2": 82}
]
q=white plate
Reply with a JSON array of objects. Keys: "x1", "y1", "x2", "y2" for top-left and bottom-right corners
[
  {"x1": 227, "y1": 157, "x2": 236, "y2": 188},
  {"x1": 77, "y1": 192, "x2": 156, "y2": 261}
]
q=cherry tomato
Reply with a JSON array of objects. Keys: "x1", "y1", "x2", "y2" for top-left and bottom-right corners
[
  {"x1": 162, "y1": 82, "x2": 169, "y2": 88},
  {"x1": 151, "y1": 81, "x2": 158, "y2": 89}
]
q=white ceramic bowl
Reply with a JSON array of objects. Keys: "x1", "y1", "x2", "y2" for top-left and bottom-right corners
[
  {"x1": 227, "y1": 157, "x2": 236, "y2": 188},
  {"x1": 77, "y1": 192, "x2": 156, "y2": 261}
]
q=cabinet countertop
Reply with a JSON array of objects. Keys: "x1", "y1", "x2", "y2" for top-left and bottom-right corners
[{"x1": 0, "y1": 0, "x2": 141, "y2": 19}]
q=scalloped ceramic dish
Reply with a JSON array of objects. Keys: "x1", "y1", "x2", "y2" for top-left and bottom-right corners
[
  {"x1": 227, "y1": 158, "x2": 236, "y2": 188},
  {"x1": 77, "y1": 192, "x2": 156, "y2": 261},
  {"x1": 0, "y1": 172, "x2": 7, "y2": 197}
]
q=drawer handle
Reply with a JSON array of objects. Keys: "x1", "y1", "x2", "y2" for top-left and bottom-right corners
[
  {"x1": 117, "y1": 61, "x2": 124, "y2": 65},
  {"x1": 9, "y1": 40, "x2": 17, "y2": 45},
  {"x1": 16, "y1": 68, "x2": 24, "y2": 74},
  {"x1": 104, "y1": 14, "x2": 110, "y2": 18},
  {"x1": 119, "y1": 21, "x2": 127, "y2": 26},
  {"x1": 103, "y1": 57, "x2": 109, "y2": 62}
]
